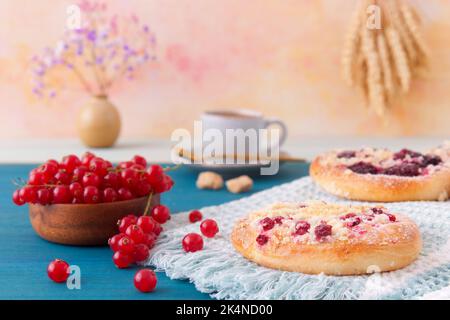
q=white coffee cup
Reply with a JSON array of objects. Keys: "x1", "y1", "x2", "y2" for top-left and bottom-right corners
[{"x1": 200, "y1": 109, "x2": 287, "y2": 158}]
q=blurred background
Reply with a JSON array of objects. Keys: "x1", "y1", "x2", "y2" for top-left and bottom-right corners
[{"x1": 0, "y1": 0, "x2": 449, "y2": 143}]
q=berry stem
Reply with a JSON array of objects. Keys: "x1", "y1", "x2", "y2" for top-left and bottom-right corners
[
  {"x1": 163, "y1": 164, "x2": 182, "y2": 172},
  {"x1": 143, "y1": 192, "x2": 154, "y2": 216}
]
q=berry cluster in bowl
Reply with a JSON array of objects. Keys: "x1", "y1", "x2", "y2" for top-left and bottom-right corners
[{"x1": 12, "y1": 152, "x2": 174, "y2": 206}]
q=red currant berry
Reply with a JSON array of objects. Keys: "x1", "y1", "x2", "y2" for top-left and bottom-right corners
[
  {"x1": 118, "y1": 188, "x2": 134, "y2": 201},
  {"x1": 72, "y1": 166, "x2": 88, "y2": 182},
  {"x1": 19, "y1": 186, "x2": 38, "y2": 203},
  {"x1": 47, "y1": 159, "x2": 60, "y2": 167},
  {"x1": 118, "y1": 214, "x2": 138, "y2": 233},
  {"x1": 53, "y1": 186, "x2": 72, "y2": 204},
  {"x1": 112, "y1": 251, "x2": 132, "y2": 269},
  {"x1": 83, "y1": 186, "x2": 100, "y2": 204},
  {"x1": 12, "y1": 190, "x2": 25, "y2": 206},
  {"x1": 189, "y1": 210, "x2": 203, "y2": 223},
  {"x1": 137, "y1": 216, "x2": 155, "y2": 234},
  {"x1": 131, "y1": 164, "x2": 145, "y2": 171},
  {"x1": 47, "y1": 259, "x2": 70, "y2": 283},
  {"x1": 200, "y1": 219, "x2": 219, "y2": 238},
  {"x1": 103, "y1": 188, "x2": 118, "y2": 202},
  {"x1": 103, "y1": 172, "x2": 120, "y2": 189},
  {"x1": 182, "y1": 233, "x2": 204, "y2": 253},
  {"x1": 89, "y1": 157, "x2": 108, "y2": 177},
  {"x1": 108, "y1": 233, "x2": 126, "y2": 252},
  {"x1": 81, "y1": 152, "x2": 95, "y2": 166},
  {"x1": 132, "y1": 155, "x2": 147, "y2": 168},
  {"x1": 117, "y1": 236, "x2": 135, "y2": 254},
  {"x1": 151, "y1": 205, "x2": 170, "y2": 224},
  {"x1": 39, "y1": 161, "x2": 58, "y2": 180},
  {"x1": 133, "y1": 243, "x2": 150, "y2": 262},
  {"x1": 146, "y1": 165, "x2": 164, "y2": 184},
  {"x1": 54, "y1": 170, "x2": 71, "y2": 185},
  {"x1": 120, "y1": 168, "x2": 139, "y2": 189},
  {"x1": 82, "y1": 172, "x2": 100, "y2": 187},
  {"x1": 37, "y1": 188, "x2": 52, "y2": 205},
  {"x1": 118, "y1": 161, "x2": 134, "y2": 169},
  {"x1": 28, "y1": 171, "x2": 45, "y2": 185},
  {"x1": 126, "y1": 224, "x2": 146, "y2": 244},
  {"x1": 134, "y1": 269, "x2": 157, "y2": 293},
  {"x1": 153, "y1": 223, "x2": 162, "y2": 236},
  {"x1": 153, "y1": 175, "x2": 173, "y2": 193},
  {"x1": 69, "y1": 182, "x2": 83, "y2": 200},
  {"x1": 62, "y1": 154, "x2": 81, "y2": 174},
  {"x1": 134, "y1": 180, "x2": 152, "y2": 197},
  {"x1": 144, "y1": 233, "x2": 157, "y2": 248}
]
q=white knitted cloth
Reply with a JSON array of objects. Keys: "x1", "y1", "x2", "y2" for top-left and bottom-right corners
[{"x1": 147, "y1": 177, "x2": 450, "y2": 300}]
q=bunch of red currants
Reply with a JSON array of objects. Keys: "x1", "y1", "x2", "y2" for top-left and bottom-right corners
[
  {"x1": 12, "y1": 153, "x2": 174, "y2": 206},
  {"x1": 109, "y1": 205, "x2": 170, "y2": 269}
]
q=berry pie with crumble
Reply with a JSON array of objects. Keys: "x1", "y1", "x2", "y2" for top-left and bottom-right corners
[
  {"x1": 231, "y1": 201, "x2": 421, "y2": 275},
  {"x1": 310, "y1": 141, "x2": 450, "y2": 202}
]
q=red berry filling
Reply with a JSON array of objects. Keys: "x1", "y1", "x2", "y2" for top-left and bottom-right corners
[
  {"x1": 383, "y1": 163, "x2": 421, "y2": 177},
  {"x1": 273, "y1": 216, "x2": 284, "y2": 225},
  {"x1": 256, "y1": 234, "x2": 269, "y2": 245},
  {"x1": 260, "y1": 217, "x2": 275, "y2": 231},
  {"x1": 294, "y1": 220, "x2": 310, "y2": 236},
  {"x1": 337, "y1": 151, "x2": 356, "y2": 159},
  {"x1": 348, "y1": 162, "x2": 380, "y2": 175},
  {"x1": 393, "y1": 149, "x2": 422, "y2": 160},
  {"x1": 314, "y1": 222, "x2": 332, "y2": 240}
]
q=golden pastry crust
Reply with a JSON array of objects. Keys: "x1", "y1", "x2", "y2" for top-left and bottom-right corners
[
  {"x1": 231, "y1": 202, "x2": 422, "y2": 275},
  {"x1": 310, "y1": 144, "x2": 450, "y2": 202}
]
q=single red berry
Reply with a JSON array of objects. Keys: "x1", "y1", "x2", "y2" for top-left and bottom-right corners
[
  {"x1": 112, "y1": 251, "x2": 132, "y2": 269},
  {"x1": 314, "y1": 222, "x2": 333, "y2": 240},
  {"x1": 189, "y1": 210, "x2": 203, "y2": 223},
  {"x1": 47, "y1": 259, "x2": 70, "y2": 283},
  {"x1": 134, "y1": 269, "x2": 157, "y2": 293},
  {"x1": 69, "y1": 182, "x2": 83, "y2": 200},
  {"x1": 117, "y1": 236, "x2": 135, "y2": 254},
  {"x1": 53, "y1": 186, "x2": 72, "y2": 204},
  {"x1": 54, "y1": 170, "x2": 71, "y2": 185},
  {"x1": 103, "y1": 172, "x2": 120, "y2": 189},
  {"x1": 118, "y1": 214, "x2": 138, "y2": 233},
  {"x1": 28, "y1": 171, "x2": 45, "y2": 185},
  {"x1": 12, "y1": 190, "x2": 25, "y2": 206},
  {"x1": 103, "y1": 188, "x2": 118, "y2": 202},
  {"x1": 137, "y1": 216, "x2": 156, "y2": 233},
  {"x1": 105, "y1": 160, "x2": 113, "y2": 169},
  {"x1": 153, "y1": 223, "x2": 162, "y2": 236},
  {"x1": 386, "y1": 213, "x2": 397, "y2": 222},
  {"x1": 260, "y1": 217, "x2": 275, "y2": 231},
  {"x1": 294, "y1": 220, "x2": 310, "y2": 236},
  {"x1": 19, "y1": 186, "x2": 38, "y2": 204},
  {"x1": 83, "y1": 186, "x2": 100, "y2": 204},
  {"x1": 81, "y1": 151, "x2": 96, "y2": 167},
  {"x1": 39, "y1": 161, "x2": 58, "y2": 180},
  {"x1": 47, "y1": 159, "x2": 60, "y2": 167},
  {"x1": 89, "y1": 157, "x2": 108, "y2": 177},
  {"x1": 273, "y1": 216, "x2": 284, "y2": 225},
  {"x1": 133, "y1": 243, "x2": 150, "y2": 262},
  {"x1": 182, "y1": 233, "x2": 204, "y2": 252},
  {"x1": 151, "y1": 205, "x2": 170, "y2": 224},
  {"x1": 37, "y1": 188, "x2": 52, "y2": 205},
  {"x1": 134, "y1": 180, "x2": 152, "y2": 197},
  {"x1": 126, "y1": 224, "x2": 146, "y2": 244},
  {"x1": 118, "y1": 161, "x2": 134, "y2": 169},
  {"x1": 256, "y1": 234, "x2": 269, "y2": 245},
  {"x1": 120, "y1": 168, "x2": 139, "y2": 189},
  {"x1": 146, "y1": 165, "x2": 164, "y2": 185},
  {"x1": 118, "y1": 188, "x2": 134, "y2": 201},
  {"x1": 108, "y1": 233, "x2": 125, "y2": 252},
  {"x1": 72, "y1": 166, "x2": 88, "y2": 182},
  {"x1": 82, "y1": 172, "x2": 100, "y2": 187},
  {"x1": 144, "y1": 233, "x2": 157, "y2": 248},
  {"x1": 200, "y1": 219, "x2": 219, "y2": 238},
  {"x1": 132, "y1": 155, "x2": 147, "y2": 168},
  {"x1": 62, "y1": 154, "x2": 81, "y2": 174}
]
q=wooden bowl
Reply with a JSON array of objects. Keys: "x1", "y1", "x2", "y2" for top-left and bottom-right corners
[{"x1": 29, "y1": 194, "x2": 160, "y2": 246}]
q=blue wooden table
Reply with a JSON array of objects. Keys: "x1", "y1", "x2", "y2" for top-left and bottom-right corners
[{"x1": 0, "y1": 163, "x2": 309, "y2": 300}]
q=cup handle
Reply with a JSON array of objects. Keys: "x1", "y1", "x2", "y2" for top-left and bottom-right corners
[{"x1": 263, "y1": 118, "x2": 288, "y2": 149}]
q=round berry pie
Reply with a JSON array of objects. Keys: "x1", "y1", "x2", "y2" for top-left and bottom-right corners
[
  {"x1": 231, "y1": 202, "x2": 421, "y2": 275},
  {"x1": 310, "y1": 141, "x2": 450, "y2": 202}
]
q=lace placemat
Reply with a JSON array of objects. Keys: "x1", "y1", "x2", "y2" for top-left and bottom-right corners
[{"x1": 147, "y1": 177, "x2": 450, "y2": 300}]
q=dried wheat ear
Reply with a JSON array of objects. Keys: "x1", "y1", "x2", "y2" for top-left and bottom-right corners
[{"x1": 341, "y1": 0, "x2": 429, "y2": 116}]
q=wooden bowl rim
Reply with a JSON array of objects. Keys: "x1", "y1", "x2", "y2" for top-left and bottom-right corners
[{"x1": 28, "y1": 195, "x2": 155, "y2": 212}]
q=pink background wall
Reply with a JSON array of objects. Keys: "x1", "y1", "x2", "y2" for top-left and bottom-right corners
[{"x1": 0, "y1": 0, "x2": 449, "y2": 139}]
